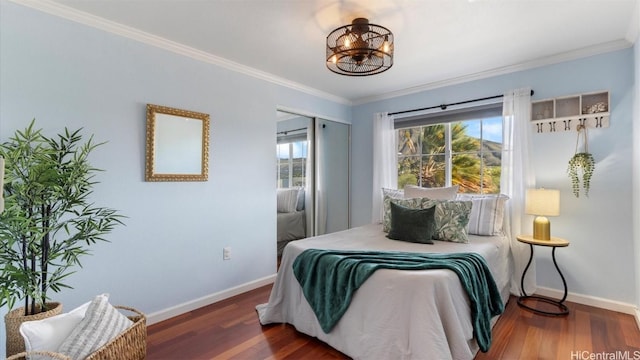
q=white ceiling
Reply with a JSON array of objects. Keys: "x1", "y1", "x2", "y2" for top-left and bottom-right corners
[{"x1": 26, "y1": 0, "x2": 639, "y2": 104}]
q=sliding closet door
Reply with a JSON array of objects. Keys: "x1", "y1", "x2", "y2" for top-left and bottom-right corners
[
  {"x1": 315, "y1": 119, "x2": 350, "y2": 235},
  {"x1": 276, "y1": 113, "x2": 314, "y2": 237}
]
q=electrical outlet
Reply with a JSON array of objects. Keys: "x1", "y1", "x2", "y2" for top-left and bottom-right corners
[{"x1": 223, "y1": 247, "x2": 231, "y2": 260}]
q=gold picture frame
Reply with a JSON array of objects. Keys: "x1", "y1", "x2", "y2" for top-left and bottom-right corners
[{"x1": 145, "y1": 104, "x2": 210, "y2": 182}]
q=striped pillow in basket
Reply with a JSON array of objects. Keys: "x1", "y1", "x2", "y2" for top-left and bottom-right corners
[{"x1": 57, "y1": 294, "x2": 133, "y2": 360}]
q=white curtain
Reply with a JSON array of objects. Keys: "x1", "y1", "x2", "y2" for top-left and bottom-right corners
[
  {"x1": 501, "y1": 88, "x2": 536, "y2": 295},
  {"x1": 305, "y1": 123, "x2": 315, "y2": 236},
  {"x1": 371, "y1": 112, "x2": 397, "y2": 223}
]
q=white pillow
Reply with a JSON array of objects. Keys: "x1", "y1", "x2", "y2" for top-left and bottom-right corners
[
  {"x1": 19, "y1": 302, "x2": 90, "y2": 353},
  {"x1": 404, "y1": 185, "x2": 459, "y2": 200},
  {"x1": 295, "y1": 187, "x2": 305, "y2": 211},
  {"x1": 57, "y1": 294, "x2": 133, "y2": 360},
  {"x1": 456, "y1": 193, "x2": 509, "y2": 236},
  {"x1": 382, "y1": 187, "x2": 404, "y2": 200},
  {"x1": 277, "y1": 188, "x2": 300, "y2": 213}
]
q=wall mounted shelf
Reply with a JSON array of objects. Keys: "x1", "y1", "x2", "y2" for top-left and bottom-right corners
[{"x1": 531, "y1": 91, "x2": 609, "y2": 134}]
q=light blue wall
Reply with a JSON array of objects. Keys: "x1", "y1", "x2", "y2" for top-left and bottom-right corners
[
  {"x1": 353, "y1": 49, "x2": 637, "y2": 305},
  {"x1": 0, "y1": 2, "x2": 350, "y2": 356},
  {"x1": 1, "y1": 1, "x2": 638, "y2": 355}
]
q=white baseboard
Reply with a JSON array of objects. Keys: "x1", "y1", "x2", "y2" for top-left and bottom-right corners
[
  {"x1": 145, "y1": 280, "x2": 640, "y2": 330},
  {"x1": 535, "y1": 286, "x2": 639, "y2": 318},
  {"x1": 146, "y1": 274, "x2": 277, "y2": 325}
]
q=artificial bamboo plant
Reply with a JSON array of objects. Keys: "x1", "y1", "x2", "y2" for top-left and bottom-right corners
[{"x1": 0, "y1": 120, "x2": 124, "y2": 315}]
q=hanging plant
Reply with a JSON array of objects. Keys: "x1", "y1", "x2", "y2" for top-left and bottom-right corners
[
  {"x1": 567, "y1": 125, "x2": 595, "y2": 197},
  {"x1": 568, "y1": 152, "x2": 594, "y2": 197}
]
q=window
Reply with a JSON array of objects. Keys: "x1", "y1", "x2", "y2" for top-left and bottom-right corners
[
  {"x1": 277, "y1": 140, "x2": 308, "y2": 188},
  {"x1": 396, "y1": 106, "x2": 503, "y2": 194}
]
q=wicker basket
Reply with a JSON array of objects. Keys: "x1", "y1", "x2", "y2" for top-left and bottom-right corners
[
  {"x1": 5, "y1": 306, "x2": 146, "y2": 360},
  {"x1": 85, "y1": 306, "x2": 146, "y2": 360},
  {"x1": 6, "y1": 350, "x2": 70, "y2": 359},
  {"x1": 5, "y1": 302, "x2": 63, "y2": 357}
]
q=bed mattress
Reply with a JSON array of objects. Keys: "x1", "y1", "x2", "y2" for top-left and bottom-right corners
[{"x1": 257, "y1": 223, "x2": 512, "y2": 360}]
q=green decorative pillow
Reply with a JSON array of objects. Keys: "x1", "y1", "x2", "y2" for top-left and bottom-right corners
[
  {"x1": 433, "y1": 200, "x2": 473, "y2": 243},
  {"x1": 387, "y1": 202, "x2": 436, "y2": 244},
  {"x1": 383, "y1": 196, "x2": 472, "y2": 243}
]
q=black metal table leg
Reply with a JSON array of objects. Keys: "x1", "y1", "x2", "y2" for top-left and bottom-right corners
[{"x1": 517, "y1": 244, "x2": 569, "y2": 316}]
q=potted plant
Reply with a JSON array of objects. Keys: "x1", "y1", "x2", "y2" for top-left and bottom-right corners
[
  {"x1": 568, "y1": 152, "x2": 595, "y2": 197},
  {"x1": 567, "y1": 125, "x2": 595, "y2": 198},
  {"x1": 0, "y1": 120, "x2": 124, "y2": 356}
]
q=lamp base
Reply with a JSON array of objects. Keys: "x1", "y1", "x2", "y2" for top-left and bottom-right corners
[{"x1": 533, "y1": 216, "x2": 551, "y2": 240}]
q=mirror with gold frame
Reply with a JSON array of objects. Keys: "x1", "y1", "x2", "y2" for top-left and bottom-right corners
[{"x1": 145, "y1": 104, "x2": 210, "y2": 182}]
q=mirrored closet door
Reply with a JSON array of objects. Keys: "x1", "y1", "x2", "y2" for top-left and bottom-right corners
[
  {"x1": 276, "y1": 113, "x2": 314, "y2": 256},
  {"x1": 315, "y1": 118, "x2": 350, "y2": 235},
  {"x1": 276, "y1": 111, "x2": 350, "y2": 255}
]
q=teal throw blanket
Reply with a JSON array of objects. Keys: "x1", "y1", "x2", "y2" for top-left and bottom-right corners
[{"x1": 292, "y1": 250, "x2": 504, "y2": 353}]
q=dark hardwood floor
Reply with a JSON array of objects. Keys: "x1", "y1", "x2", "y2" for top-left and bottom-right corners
[{"x1": 147, "y1": 284, "x2": 640, "y2": 359}]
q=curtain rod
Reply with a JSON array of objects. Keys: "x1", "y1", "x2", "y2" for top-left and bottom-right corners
[
  {"x1": 389, "y1": 90, "x2": 535, "y2": 116},
  {"x1": 277, "y1": 127, "x2": 307, "y2": 135}
]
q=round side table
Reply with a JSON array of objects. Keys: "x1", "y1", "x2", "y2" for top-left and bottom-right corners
[{"x1": 516, "y1": 234, "x2": 570, "y2": 316}]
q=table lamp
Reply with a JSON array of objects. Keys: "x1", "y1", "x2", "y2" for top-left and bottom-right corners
[{"x1": 525, "y1": 188, "x2": 560, "y2": 240}]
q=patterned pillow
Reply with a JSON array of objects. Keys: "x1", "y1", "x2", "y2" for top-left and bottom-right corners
[
  {"x1": 382, "y1": 195, "x2": 427, "y2": 232},
  {"x1": 432, "y1": 200, "x2": 473, "y2": 243},
  {"x1": 456, "y1": 194, "x2": 509, "y2": 236},
  {"x1": 383, "y1": 195, "x2": 472, "y2": 243},
  {"x1": 57, "y1": 294, "x2": 133, "y2": 359}
]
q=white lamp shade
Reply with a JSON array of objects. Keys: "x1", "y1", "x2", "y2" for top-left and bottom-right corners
[{"x1": 525, "y1": 188, "x2": 560, "y2": 216}]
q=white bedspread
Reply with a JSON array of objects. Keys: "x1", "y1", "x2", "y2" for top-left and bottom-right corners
[{"x1": 256, "y1": 223, "x2": 512, "y2": 360}]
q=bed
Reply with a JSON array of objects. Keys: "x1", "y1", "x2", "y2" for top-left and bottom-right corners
[
  {"x1": 258, "y1": 190, "x2": 512, "y2": 360},
  {"x1": 277, "y1": 188, "x2": 307, "y2": 255},
  {"x1": 277, "y1": 211, "x2": 306, "y2": 254}
]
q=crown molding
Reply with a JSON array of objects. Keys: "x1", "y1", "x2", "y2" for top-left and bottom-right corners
[
  {"x1": 10, "y1": 0, "x2": 352, "y2": 106},
  {"x1": 353, "y1": 39, "x2": 634, "y2": 106},
  {"x1": 10, "y1": 0, "x2": 634, "y2": 108}
]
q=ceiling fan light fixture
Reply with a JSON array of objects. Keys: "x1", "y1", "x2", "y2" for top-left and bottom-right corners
[{"x1": 326, "y1": 18, "x2": 394, "y2": 76}]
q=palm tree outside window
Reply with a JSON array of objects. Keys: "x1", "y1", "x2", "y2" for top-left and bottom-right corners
[{"x1": 397, "y1": 116, "x2": 502, "y2": 194}]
